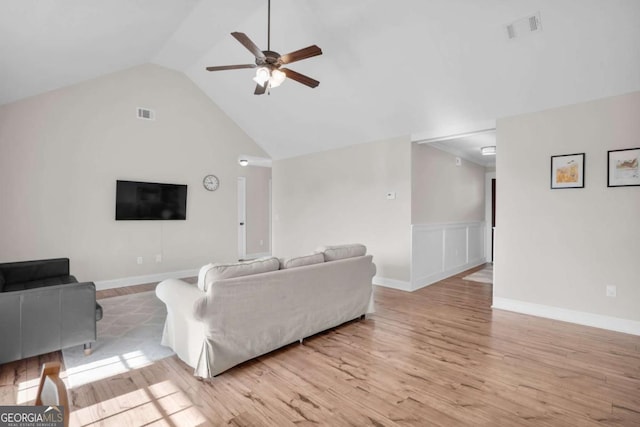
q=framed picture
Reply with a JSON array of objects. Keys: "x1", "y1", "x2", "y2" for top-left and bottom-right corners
[
  {"x1": 608, "y1": 148, "x2": 640, "y2": 187},
  {"x1": 551, "y1": 153, "x2": 585, "y2": 189}
]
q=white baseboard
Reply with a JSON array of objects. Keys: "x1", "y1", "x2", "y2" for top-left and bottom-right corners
[
  {"x1": 492, "y1": 297, "x2": 640, "y2": 336},
  {"x1": 94, "y1": 268, "x2": 200, "y2": 291},
  {"x1": 373, "y1": 276, "x2": 412, "y2": 292},
  {"x1": 412, "y1": 258, "x2": 486, "y2": 291}
]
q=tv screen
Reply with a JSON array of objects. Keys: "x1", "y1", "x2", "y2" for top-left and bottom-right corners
[{"x1": 116, "y1": 180, "x2": 187, "y2": 220}]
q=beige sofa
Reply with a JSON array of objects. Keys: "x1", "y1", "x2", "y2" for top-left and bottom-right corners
[{"x1": 156, "y1": 245, "x2": 376, "y2": 377}]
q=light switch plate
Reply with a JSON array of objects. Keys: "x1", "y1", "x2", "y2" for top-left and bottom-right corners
[{"x1": 606, "y1": 285, "x2": 616, "y2": 297}]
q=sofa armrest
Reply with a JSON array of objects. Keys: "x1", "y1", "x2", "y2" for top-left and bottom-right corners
[
  {"x1": 0, "y1": 258, "x2": 70, "y2": 285},
  {"x1": 156, "y1": 279, "x2": 206, "y2": 320},
  {"x1": 0, "y1": 280, "x2": 96, "y2": 364}
]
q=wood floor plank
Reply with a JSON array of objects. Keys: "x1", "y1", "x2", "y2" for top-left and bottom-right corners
[{"x1": 2, "y1": 265, "x2": 640, "y2": 426}]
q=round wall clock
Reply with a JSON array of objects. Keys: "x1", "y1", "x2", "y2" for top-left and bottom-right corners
[{"x1": 202, "y1": 174, "x2": 220, "y2": 191}]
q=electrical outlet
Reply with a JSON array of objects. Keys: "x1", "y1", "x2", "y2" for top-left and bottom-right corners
[
  {"x1": 606, "y1": 285, "x2": 616, "y2": 298},
  {"x1": 155, "y1": 254, "x2": 162, "y2": 263},
  {"x1": 137, "y1": 256, "x2": 143, "y2": 265},
  {"x1": 455, "y1": 157, "x2": 462, "y2": 166}
]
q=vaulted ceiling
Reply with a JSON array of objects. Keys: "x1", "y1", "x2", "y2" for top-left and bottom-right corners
[{"x1": 1, "y1": 0, "x2": 639, "y2": 159}]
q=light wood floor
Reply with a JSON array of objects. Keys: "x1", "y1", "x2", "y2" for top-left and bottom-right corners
[{"x1": 1, "y1": 265, "x2": 639, "y2": 426}]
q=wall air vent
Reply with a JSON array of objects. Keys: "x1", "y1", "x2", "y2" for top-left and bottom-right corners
[
  {"x1": 505, "y1": 12, "x2": 542, "y2": 40},
  {"x1": 136, "y1": 107, "x2": 155, "y2": 120}
]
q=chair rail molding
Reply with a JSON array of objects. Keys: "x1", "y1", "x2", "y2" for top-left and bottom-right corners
[{"x1": 411, "y1": 221, "x2": 486, "y2": 291}]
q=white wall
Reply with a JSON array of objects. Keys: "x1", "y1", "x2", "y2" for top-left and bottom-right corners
[
  {"x1": 412, "y1": 144, "x2": 486, "y2": 223},
  {"x1": 272, "y1": 136, "x2": 412, "y2": 283},
  {"x1": 0, "y1": 64, "x2": 268, "y2": 283},
  {"x1": 494, "y1": 91, "x2": 640, "y2": 334}
]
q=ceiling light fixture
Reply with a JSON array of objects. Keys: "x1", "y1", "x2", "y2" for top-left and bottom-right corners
[
  {"x1": 252, "y1": 67, "x2": 287, "y2": 90},
  {"x1": 269, "y1": 69, "x2": 286, "y2": 88},
  {"x1": 252, "y1": 67, "x2": 270, "y2": 87},
  {"x1": 481, "y1": 146, "x2": 496, "y2": 156},
  {"x1": 239, "y1": 159, "x2": 249, "y2": 166}
]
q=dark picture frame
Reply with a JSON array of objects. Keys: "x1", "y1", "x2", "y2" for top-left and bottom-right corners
[
  {"x1": 607, "y1": 148, "x2": 640, "y2": 187},
  {"x1": 550, "y1": 153, "x2": 585, "y2": 189}
]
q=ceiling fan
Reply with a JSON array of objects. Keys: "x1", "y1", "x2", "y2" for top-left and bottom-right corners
[{"x1": 205, "y1": 0, "x2": 322, "y2": 95}]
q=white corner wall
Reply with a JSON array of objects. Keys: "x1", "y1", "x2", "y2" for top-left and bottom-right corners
[
  {"x1": 272, "y1": 136, "x2": 412, "y2": 285},
  {"x1": 494, "y1": 91, "x2": 640, "y2": 335},
  {"x1": 0, "y1": 64, "x2": 268, "y2": 284},
  {"x1": 410, "y1": 143, "x2": 487, "y2": 289}
]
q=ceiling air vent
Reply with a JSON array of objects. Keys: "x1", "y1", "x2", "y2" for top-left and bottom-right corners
[
  {"x1": 136, "y1": 107, "x2": 155, "y2": 121},
  {"x1": 505, "y1": 12, "x2": 542, "y2": 40}
]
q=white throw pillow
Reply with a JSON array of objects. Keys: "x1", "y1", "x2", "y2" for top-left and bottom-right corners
[
  {"x1": 317, "y1": 244, "x2": 367, "y2": 261},
  {"x1": 197, "y1": 257, "x2": 280, "y2": 291},
  {"x1": 279, "y1": 253, "x2": 325, "y2": 269}
]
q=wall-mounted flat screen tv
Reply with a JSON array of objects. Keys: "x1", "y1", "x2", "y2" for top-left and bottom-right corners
[{"x1": 116, "y1": 180, "x2": 187, "y2": 220}]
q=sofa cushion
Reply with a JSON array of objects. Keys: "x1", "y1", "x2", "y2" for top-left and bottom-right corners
[
  {"x1": 0, "y1": 271, "x2": 5, "y2": 292},
  {"x1": 198, "y1": 257, "x2": 280, "y2": 291},
  {"x1": 279, "y1": 253, "x2": 325, "y2": 270},
  {"x1": 317, "y1": 244, "x2": 367, "y2": 261}
]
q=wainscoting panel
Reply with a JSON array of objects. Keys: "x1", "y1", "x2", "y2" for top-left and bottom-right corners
[
  {"x1": 411, "y1": 222, "x2": 486, "y2": 291},
  {"x1": 444, "y1": 226, "x2": 467, "y2": 271},
  {"x1": 468, "y1": 223, "x2": 485, "y2": 264},
  {"x1": 411, "y1": 227, "x2": 444, "y2": 283}
]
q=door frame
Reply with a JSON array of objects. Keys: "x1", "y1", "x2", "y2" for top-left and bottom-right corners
[
  {"x1": 485, "y1": 171, "x2": 496, "y2": 262},
  {"x1": 237, "y1": 176, "x2": 246, "y2": 260}
]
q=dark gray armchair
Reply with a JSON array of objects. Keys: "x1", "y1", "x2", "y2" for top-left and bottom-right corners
[{"x1": 0, "y1": 258, "x2": 102, "y2": 365}]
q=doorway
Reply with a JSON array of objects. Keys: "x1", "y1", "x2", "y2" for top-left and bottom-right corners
[
  {"x1": 485, "y1": 171, "x2": 496, "y2": 262},
  {"x1": 491, "y1": 178, "x2": 496, "y2": 261},
  {"x1": 237, "y1": 164, "x2": 273, "y2": 261}
]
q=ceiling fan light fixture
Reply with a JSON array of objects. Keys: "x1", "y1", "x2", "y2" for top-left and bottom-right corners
[
  {"x1": 269, "y1": 69, "x2": 286, "y2": 88},
  {"x1": 205, "y1": 0, "x2": 322, "y2": 94},
  {"x1": 481, "y1": 146, "x2": 496, "y2": 156},
  {"x1": 253, "y1": 67, "x2": 270, "y2": 86}
]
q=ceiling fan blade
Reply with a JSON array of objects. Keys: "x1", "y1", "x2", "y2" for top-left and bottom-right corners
[
  {"x1": 280, "y1": 45, "x2": 322, "y2": 65},
  {"x1": 281, "y1": 68, "x2": 320, "y2": 88},
  {"x1": 206, "y1": 64, "x2": 256, "y2": 72},
  {"x1": 231, "y1": 32, "x2": 266, "y2": 60},
  {"x1": 254, "y1": 83, "x2": 267, "y2": 95}
]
